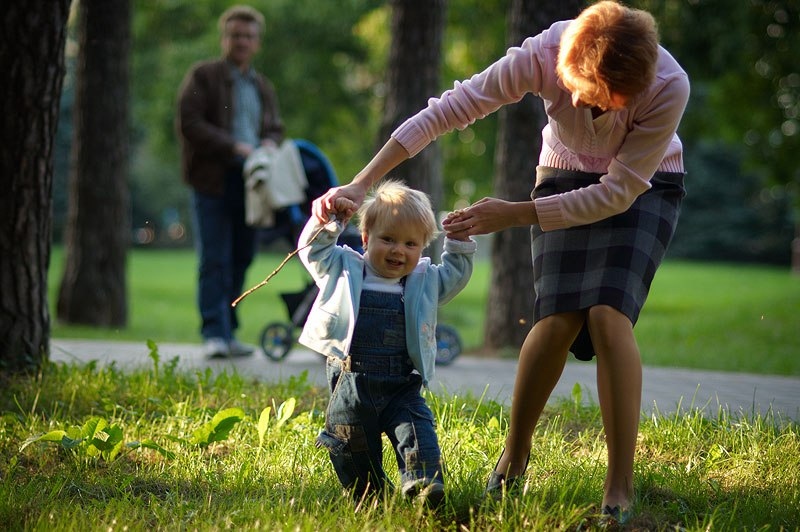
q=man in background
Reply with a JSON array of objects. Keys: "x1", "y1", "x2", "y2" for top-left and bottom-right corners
[{"x1": 177, "y1": 5, "x2": 284, "y2": 358}]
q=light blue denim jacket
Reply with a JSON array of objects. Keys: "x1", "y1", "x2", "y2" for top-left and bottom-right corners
[{"x1": 297, "y1": 218, "x2": 476, "y2": 385}]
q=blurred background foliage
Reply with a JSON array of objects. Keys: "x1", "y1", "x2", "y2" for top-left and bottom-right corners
[{"x1": 52, "y1": 0, "x2": 798, "y2": 264}]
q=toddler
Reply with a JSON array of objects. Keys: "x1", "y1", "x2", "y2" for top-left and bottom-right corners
[{"x1": 297, "y1": 180, "x2": 476, "y2": 506}]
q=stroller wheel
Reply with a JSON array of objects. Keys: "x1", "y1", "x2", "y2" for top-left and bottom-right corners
[
  {"x1": 260, "y1": 322, "x2": 293, "y2": 361},
  {"x1": 435, "y1": 324, "x2": 462, "y2": 366}
]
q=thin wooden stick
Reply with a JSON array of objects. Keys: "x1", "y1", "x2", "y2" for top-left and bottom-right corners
[{"x1": 231, "y1": 223, "x2": 328, "y2": 307}]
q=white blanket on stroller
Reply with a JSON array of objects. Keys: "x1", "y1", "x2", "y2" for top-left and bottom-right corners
[{"x1": 243, "y1": 140, "x2": 308, "y2": 227}]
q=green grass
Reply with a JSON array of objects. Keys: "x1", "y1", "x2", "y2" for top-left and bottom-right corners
[
  {"x1": 637, "y1": 262, "x2": 800, "y2": 375},
  {"x1": 49, "y1": 247, "x2": 800, "y2": 376},
  {"x1": 48, "y1": 247, "x2": 314, "y2": 347},
  {"x1": 1, "y1": 355, "x2": 798, "y2": 531}
]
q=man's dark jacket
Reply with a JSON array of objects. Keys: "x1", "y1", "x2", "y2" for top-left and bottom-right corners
[{"x1": 177, "y1": 59, "x2": 284, "y2": 196}]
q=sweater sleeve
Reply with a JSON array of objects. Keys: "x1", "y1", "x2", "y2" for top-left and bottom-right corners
[
  {"x1": 534, "y1": 69, "x2": 690, "y2": 231},
  {"x1": 391, "y1": 30, "x2": 554, "y2": 157}
]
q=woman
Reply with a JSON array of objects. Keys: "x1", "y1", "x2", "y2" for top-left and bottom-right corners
[{"x1": 313, "y1": 1, "x2": 689, "y2": 521}]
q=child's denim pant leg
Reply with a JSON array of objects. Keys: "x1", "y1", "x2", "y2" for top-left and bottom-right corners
[
  {"x1": 316, "y1": 360, "x2": 444, "y2": 498},
  {"x1": 316, "y1": 361, "x2": 391, "y2": 497},
  {"x1": 383, "y1": 377, "x2": 443, "y2": 489}
]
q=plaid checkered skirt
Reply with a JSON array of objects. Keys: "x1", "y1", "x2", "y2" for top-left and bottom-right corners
[{"x1": 531, "y1": 167, "x2": 686, "y2": 360}]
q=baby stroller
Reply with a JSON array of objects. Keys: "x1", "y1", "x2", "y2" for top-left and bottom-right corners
[{"x1": 257, "y1": 139, "x2": 463, "y2": 366}]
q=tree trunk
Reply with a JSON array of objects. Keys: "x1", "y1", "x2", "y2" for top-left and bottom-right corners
[
  {"x1": 0, "y1": 0, "x2": 71, "y2": 373},
  {"x1": 57, "y1": 0, "x2": 131, "y2": 327},
  {"x1": 484, "y1": 0, "x2": 583, "y2": 350},
  {"x1": 378, "y1": 0, "x2": 445, "y2": 257},
  {"x1": 793, "y1": 222, "x2": 800, "y2": 275}
]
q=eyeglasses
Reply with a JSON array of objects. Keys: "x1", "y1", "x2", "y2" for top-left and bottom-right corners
[{"x1": 225, "y1": 32, "x2": 259, "y2": 41}]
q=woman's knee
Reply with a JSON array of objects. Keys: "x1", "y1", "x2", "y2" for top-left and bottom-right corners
[
  {"x1": 529, "y1": 311, "x2": 584, "y2": 352},
  {"x1": 586, "y1": 305, "x2": 636, "y2": 355},
  {"x1": 587, "y1": 304, "x2": 628, "y2": 324}
]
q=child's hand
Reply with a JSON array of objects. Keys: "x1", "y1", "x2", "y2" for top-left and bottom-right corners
[
  {"x1": 447, "y1": 231, "x2": 472, "y2": 242},
  {"x1": 443, "y1": 209, "x2": 471, "y2": 241},
  {"x1": 331, "y1": 197, "x2": 357, "y2": 223},
  {"x1": 443, "y1": 209, "x2": 465, "y2": 226}
]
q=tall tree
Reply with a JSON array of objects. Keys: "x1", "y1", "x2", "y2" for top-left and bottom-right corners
[
  {"x1": 0, "y1": 0, "x2": 71, "y2": 373},
  {"x1": 484, "y1": 0, "x2": 583, "y2": 350},
  {"x1": 377, "y1": 0, "x2": 446, "y2": 245},
  {"x1": 57, "y1": 0, "x2": 131, "y2": 326}
]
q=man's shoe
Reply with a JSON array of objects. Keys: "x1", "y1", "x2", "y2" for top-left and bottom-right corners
[
  {"x1": 202, "y1": 338, "x2": 229, "y2": 359},
  {"x1": 228, "y1": 339, "x2": 255, "y2": 357},
  {"x1": 401, "y1": 478, "x2": 445, "y2": 507}
]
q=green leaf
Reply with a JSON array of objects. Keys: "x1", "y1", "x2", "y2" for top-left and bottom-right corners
[
  {"x1": 64, "y1": 426, "x2": 83, "y2": 445},
  {"x1": 163, "y1": 434, "x2": 189, "y2": 445},
  {"x1": 127, "y1": 439, "x2": 176, "y2": 460},
  {"x1": 91, "y1": 424, "x2": 124, "y2": 452},
  {"x1": 62, "y1": 425, "x2": 85, "y2": 450},
  {"x1": 82, "y1": 417, "x2": 107, "y2": 440},
  {"x1": 571, "y1": 382, "x2": 583, "y2": 410},
  {"x1": 103, "y1": 428, "x2": 126, "y2": 461},
  {"x1": 147, "y1": 339, "x2": 160, "y2": 376},
  {"x1": 62, "y1": 437, "x2": 83, "y2": 450},
  {"x1": 275, "y1": 398, "x2": 296, "y2": 429},
  {"x1": 190, "y1": 407, "x2": 245, "y2": 447},
  {"x1": 257, "y1": 406, "x2": 272, "y2": 447},
  {"x1": 19, "y1": 430, "x2": 67, "y2": 452}
]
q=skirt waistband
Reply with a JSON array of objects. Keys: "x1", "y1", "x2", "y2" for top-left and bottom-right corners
[{"x1": 535, "y1": 166, "x2": 685, "y2": 190}]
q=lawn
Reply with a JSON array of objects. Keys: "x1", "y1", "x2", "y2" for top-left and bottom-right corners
[
  {"x1": 3, "y1": 248, "x2": 795, "y2": 530},
  {"x1": 1, "y1": 354, "x2": 798, "y2": 531},
  {"x1": 48, "y1": 247, "x2": 800, "y2": 376}
]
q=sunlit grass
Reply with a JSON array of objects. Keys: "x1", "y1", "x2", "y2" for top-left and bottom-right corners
[{"x1": 2, "y1": 354, "x2": 798, "y2": 530}]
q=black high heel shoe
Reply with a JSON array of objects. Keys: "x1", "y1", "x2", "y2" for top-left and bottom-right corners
[
  {"x1": 483, "y1": 449, "x2": 530, "y2": 499},
  {"x1": 600, "y1": 504, "x2": 631, "y2": 526}
]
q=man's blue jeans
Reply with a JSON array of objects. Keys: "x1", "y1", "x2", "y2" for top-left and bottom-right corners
[{"x1": 191, "y1": 165, "x2": 255, "y2": 341}]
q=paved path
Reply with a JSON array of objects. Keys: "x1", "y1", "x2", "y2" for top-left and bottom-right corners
[{"x1": 50, "y1": 339, "x2": 800, "y2": 421}]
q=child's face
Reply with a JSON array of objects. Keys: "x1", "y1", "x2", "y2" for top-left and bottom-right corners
[{"x1": 362, "y1": 219, "x2": 426, "y2": 279}]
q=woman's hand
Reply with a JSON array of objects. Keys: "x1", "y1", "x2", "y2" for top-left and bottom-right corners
[
  {"x1": 312, "y1": 182, "x2": 368, "y2": 223},
  {"x1": 313, "y1": 138, "x2": 411, "y2": 223},
  {"x1": 443, "y1": 197, "x2": 538, "y2": 239}
]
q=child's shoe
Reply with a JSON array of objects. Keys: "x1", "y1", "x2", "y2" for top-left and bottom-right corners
[{"x1": 401, "y1": 478, "x2": 445, "y2": 507}]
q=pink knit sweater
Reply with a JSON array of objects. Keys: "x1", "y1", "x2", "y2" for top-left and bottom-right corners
[{"x1": 391, "y1": 20, "x2": 690, "y2": 231}]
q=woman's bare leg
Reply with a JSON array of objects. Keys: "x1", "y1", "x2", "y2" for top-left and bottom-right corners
[
  {"x1": 493, "y1": 311, "x2": 584, "y2": 477},
  {"x1": 587, "y1": 305, "x2": 641, "y2": 510}
]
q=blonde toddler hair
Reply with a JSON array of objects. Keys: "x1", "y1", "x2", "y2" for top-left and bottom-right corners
[{"x1": 357, "y1": 180, "x2": 439, "y2": 247}]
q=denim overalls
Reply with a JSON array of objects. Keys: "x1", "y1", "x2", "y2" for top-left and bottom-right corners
[{"x1": 315, "y1": 288, "x2": 443, "y2": 497}]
